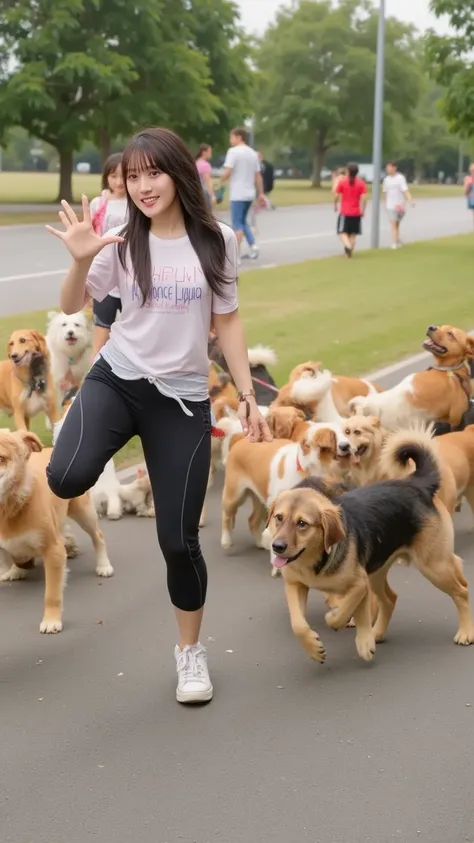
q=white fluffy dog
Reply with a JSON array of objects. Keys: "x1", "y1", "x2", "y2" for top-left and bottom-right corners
[{"x1": 46, "y1": 310, "x2": 92, "y2": 400}]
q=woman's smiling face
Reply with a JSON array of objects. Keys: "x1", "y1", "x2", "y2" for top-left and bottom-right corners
[{"x1": 126, "y1": 160, "x2": 177, "y2": 218}]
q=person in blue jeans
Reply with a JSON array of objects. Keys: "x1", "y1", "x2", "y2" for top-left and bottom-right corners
[{"x1": 220, "y1": 127, "x2": 265, "y2": 263}]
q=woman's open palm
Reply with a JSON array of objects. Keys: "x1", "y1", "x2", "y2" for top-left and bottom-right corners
[{"x1": 45, "y1": 195, "x2": 125, "y2": 262}]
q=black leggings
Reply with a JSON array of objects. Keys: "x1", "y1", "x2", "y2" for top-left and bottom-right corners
[{"x1": 46, "y1": 356, "x2": 211, "y2": 611}]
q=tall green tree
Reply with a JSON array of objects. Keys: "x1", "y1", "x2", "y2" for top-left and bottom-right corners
[
  {"x1": 254, "y1": 0, "x2": 423, "y2": 186},
  {"x1": 0, "y1": 0, "x2": 244, "y2": 200},
  {"x1": 426, "y1": 0, "x2": 474, "y2": 140}
]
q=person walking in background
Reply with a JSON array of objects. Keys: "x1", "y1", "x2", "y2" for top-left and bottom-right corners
[
  {"x1": 463, "y1": 162, "x2": 474, "y2": 227},
  {"x1": 258, "y1": 151, "x2": 275, "y2": 209},
  {"x1": 383, "y1": 161, "x2": 414, "y2": 250},
  {"x1": 195, "y1": 143, "x2": 216, "y2": 209},
  {"x1": 333, "y1": 162, "x2": 367, "y2": 258},
  {"x1": 220, "y1": 127, "x2": 265, "y2": 262},
  {"x1": 90, "y1": 153, "x2": 128, "y2": 357}
]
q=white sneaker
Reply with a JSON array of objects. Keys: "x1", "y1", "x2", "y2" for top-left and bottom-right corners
[
  {"x1": 249, "y1": 244, "x2": 259, "y2": 260},
  {"x1": 174, "y1": 643, "x2": 213, "y2": 704}
]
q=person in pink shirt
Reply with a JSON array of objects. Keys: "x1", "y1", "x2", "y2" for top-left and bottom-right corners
[
  {"x1": 195, "y1": 143, "x2": 216, "y2": 208},
  {"x1": 45, "y1": 126, "x2": 271, "y2": 706}
]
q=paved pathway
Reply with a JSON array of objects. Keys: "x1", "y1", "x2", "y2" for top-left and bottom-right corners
[
  {"x1": 0, "y1": 197, "x2": 471, "y2": 315},
  {"x1": 1, "y1": 353, "x2": 474, "y2": 843}
]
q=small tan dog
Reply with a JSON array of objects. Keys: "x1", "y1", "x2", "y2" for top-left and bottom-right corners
[
  {"x1": 0, "y1": 329, "x2": 59, "y2": 431},
  {"x1": 0, "y1": 429, "x2": 113, "y2": 633}
]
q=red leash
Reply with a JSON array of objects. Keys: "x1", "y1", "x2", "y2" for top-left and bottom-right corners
[{"x1": 251, "y1": 375, "x2": 280, "y2": 393}]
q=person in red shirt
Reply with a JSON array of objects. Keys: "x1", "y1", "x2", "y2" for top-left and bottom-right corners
[{"x1": 333, "y1": 162, "x2": 367, "y2": 257}]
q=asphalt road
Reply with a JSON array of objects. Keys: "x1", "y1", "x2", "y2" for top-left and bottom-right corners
[
  {"x1": 0, "y1": 196, "x2": 472, "y2": 315},
  {"x1": 2, "y1": 348, "x2": 474, "y2": 843}
]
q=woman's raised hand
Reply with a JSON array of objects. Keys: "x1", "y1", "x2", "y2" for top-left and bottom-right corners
[{"x1": 45, "y1": 195, "x2": 125, "y2": 262}]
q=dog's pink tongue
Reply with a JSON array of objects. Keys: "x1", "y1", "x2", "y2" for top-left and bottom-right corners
[
  {"x1": 273, "y1": 556, "x2": 288, "y2": 569},
  {"x1": 353, "y1": 454, "x2": 361, "y2": 465}
]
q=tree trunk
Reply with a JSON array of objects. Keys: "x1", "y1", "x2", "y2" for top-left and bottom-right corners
[
  {"x1": 56, "y1": 148, "x2": 74, "y2": 203},
  {"x1": 99, "y1": 127, "x2": 112, "y2": 166},
  {"x1": 311, "y1": 140, "x2": 325, "y2": 188}
]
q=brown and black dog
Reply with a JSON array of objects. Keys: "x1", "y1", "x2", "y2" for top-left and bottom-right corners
[{"x1": 267, "y1": 427, "x2": 474, "y2": 666}]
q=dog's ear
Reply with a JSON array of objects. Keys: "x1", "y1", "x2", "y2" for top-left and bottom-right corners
[
  {"x1": 17, "y1": 431, "x2": 43, "y2": 454},
  {"x1": 29, "y1": 330, "x2": 48, "y2": 359},
  {"x1": 320, "y1": 505, "x2": 345, "y2": 553},
  {"x1": 265, "y1": 501, "x2": 275, "y2": 529},
  {"x1": 267, "y1": 408, "x2": 290, "y2": 440},
  {"x1": 367, "y1": 415, "x2": 381, "y2": 429},
  {"x1": 313, "y1": 428, "x2": 336, "y2": 452},
  {"x1": 465, "y1": 336, "x2": 474, "y2": 359}
]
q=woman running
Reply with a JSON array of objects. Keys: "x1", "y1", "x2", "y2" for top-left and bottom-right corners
[
  {"x1": 333, "y1": 162, "x2": 367, "y2": 257},
  {"x1": 45, "y1": 127, "x2": 272, "y2": 705},
  {"x1": 89, "y1": 153, "x2": 128, "y2": 356}
]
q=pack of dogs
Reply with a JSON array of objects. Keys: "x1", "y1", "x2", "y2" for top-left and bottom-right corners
[{"x1": 1, "y1": 316, "x2": 474, "y2": 680}]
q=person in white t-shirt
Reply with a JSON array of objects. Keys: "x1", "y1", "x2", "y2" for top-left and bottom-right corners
[
  {"x1": 220, "y1": 127, "x2": 265, "y2": 261},
  {"x1": 45, "y1": 127, "x2": 272, "y2": 706},
  {"x1": 89, "y1": 153, "x2": 128, "y2": 355},
  {"x1": 382, "y1": 161, "x2": 414, "y2": 249}
]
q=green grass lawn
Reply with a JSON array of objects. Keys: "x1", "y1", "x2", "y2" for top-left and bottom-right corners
[
  {"x1": 1, "y1": 233, "x2": 471, "y2": 464},
  {"x1": 0, "y1": 171, "x2": 463, "y2": 223}
]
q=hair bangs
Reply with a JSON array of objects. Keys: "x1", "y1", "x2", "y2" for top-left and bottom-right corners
[{"x1": 122, "y1": 136, "x2": 167, "y2": 180}]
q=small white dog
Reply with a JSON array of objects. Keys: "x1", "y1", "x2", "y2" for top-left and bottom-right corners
[{"x1": 46, "y1": 310, "x2": 92, "y2": 401}]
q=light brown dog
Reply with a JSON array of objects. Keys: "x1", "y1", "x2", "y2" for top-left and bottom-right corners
[
  {"x1": 433, "y1": 426, "x2": 474, "y2": 520},
  {"x1": 267, "y1": 428, "x2": 474, "y2": 665},
  {"x1": 0, "y1": 430, "x2": 114, "y2": 633},
  {"x1": 274, "y1": 361, "x2": 383, "y2": 418},
  {"x1": 343, "y1": 415, "x2": 460, "y2": 517},
  {"x1": 350, "y1": 325, "x2": 474, "y2": 429},
  {"x1": 0, "y1": 329, "x2": 59, "y2": 431}
]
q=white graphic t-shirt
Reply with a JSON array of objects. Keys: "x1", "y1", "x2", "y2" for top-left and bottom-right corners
[
  {"x1": 383, "y1": 173, "x2": 408, "y2": 211},
  {"x1": 85, "y1": 222, "x2": 238, "y2": 403}
]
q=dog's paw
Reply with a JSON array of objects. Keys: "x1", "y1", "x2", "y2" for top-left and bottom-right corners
[
  {"x1": 0, "y1": 564, "x2": 28, "y2": 582},
  {"x1": 346, "y1": 617, "x2": 356, "y2": 628},
  {"x1": 355, "y1": 633, "x2": 376, "y2": 661},
  {"x1": 96, "y1": 561, "x2": 114, "y2": 578},
  {"x1": 107, "y1": 511, "x2": 122, "y2": 521},
  {"x1": 454, "y1": 625, "x2": 474, "y2": 646},
  {"x1": 271, "y1": 566, "x2": 281, "y2": 578},
  {"x1": 221, "y1": 531, "x2": 233, "y2": 550},
  {"x1": 40, "y1": 617, "x2": 63, "y2": 634},
  {"x1": 302, "y1": 630, "x2": 326, "y2": 663}
]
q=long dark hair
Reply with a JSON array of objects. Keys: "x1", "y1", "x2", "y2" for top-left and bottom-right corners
[
  {"x1": 118, "y1": 128, "x2": 232, "y2": 306},
  {"x1": 347, "y1": 162, "x2": 359, "y2": 185},
  {"x1": 101, "y1": 152, "x2": 123, "y2": 191}
]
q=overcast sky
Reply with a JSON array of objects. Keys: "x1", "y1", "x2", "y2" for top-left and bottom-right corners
[{"x1": 235, "y1": 0, "x2": 449, "y2": 35}]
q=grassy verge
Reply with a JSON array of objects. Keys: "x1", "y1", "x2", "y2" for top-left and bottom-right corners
[
  {"x1": 0, "y1": 213, "x2": 57, "y2": 226},
  {"x1": 0, "y1": 171, "x2": 464, "y2": 217},
  {"x1": 241, "y1": 233, "x2": 474, "y2": 382},
  {"x1": 2, "y1": 233, "x2": 472, "y2": 465}
]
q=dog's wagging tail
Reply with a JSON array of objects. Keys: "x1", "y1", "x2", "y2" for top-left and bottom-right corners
[{"x1": 271, "y1": 430, "x2": 443, "y2": 576}]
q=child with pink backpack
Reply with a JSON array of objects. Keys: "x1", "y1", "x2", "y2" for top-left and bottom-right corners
[{"x1": 90, "y1": 153, "x2": 128, "y2": 356}]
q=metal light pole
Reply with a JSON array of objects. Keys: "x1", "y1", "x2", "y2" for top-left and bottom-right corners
[{"x1": 371, "y1": 0, "x2": 385, "y2": 249}]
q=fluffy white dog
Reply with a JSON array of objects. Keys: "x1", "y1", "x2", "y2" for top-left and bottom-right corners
[{"x1": 46, "y1": 310, "x2": 92, "y2": 401}]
